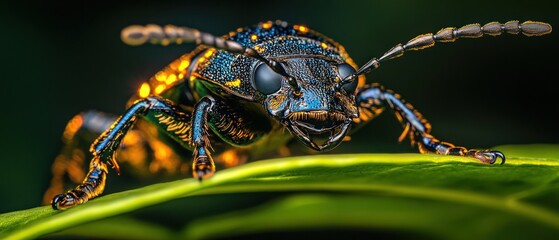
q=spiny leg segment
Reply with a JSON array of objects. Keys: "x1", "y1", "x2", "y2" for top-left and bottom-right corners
[
  {"x1": 186, "y1": 95, "x2": 272, "y2": 179},
  {"x1": 51, "y1": 156, "x2": 108, "y2": 209},
  {"x1": 52, "y1": 96, "x2": 267, "y2": 209},
  {"x1": 190, "y1": 96, "x2": 216, "y2": 180},
  {"x1": 355, "y1": 84, "x2": 505, "y2": 164},
  {"x1": 52, "y1": 97, "x2": 194, "y2": 210},
  {"x1": 45, "y1": 111, "x2": 115, "y2": 205}
]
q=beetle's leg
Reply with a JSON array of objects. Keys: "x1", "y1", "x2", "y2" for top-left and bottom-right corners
[
  {"x1": 190, "y1": 94, "x2": 277, "y2": 178},
  {"x1": 44, "y1": 111, "x2": 115, "y2": 205},
  {"x1": 52, "y1": 97, "x2": 194, "y2": 210},
  {"x1": 44, "y1": 110, "x2": 190, "y2": 205},
  {"x1": 51, "y1": 155, "x2": 109, "y2": 210},
  {"x1": 190, "y1": 96, "x2": 217, "y2": 180},
  {"x1": 192, "y1": 96, "x2": 230, "y2": 180},
  {"x1": 355, "y1": 83, "x2": 505, "y2": 164}
]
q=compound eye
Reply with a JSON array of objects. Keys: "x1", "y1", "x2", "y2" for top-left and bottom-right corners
[
  {"x1": 253, "y1": 63, "x2": 282, "y2": 95},
  {"x1": 337, "y1": 63, "x2": 358, "y2": 93}
]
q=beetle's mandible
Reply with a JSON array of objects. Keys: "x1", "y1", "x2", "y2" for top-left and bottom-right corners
[{"x1": 48, "y1": 20, "x2": 552, "y2": 210}]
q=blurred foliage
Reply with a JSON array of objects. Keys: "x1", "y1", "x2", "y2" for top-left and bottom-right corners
[{"x1": 1, "y1": 144, "x2": 558, "y2": 239}]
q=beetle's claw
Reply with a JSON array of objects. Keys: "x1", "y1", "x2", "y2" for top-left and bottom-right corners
[
  {"x1": 193, "y1": 155, "x2": 215, "y2": 181},
  {"x1": 51, "y1": 193, "x2": 77, "y2": 210},
  {"x1": 470, "y1": 149, "x2": 506, "y2": 165},
  {"x1": 51, "y1": 194, "x2": 65, "y2": 210},
  {"x1": 494, "y1": 151, "x2": 506, "y2": 165}
]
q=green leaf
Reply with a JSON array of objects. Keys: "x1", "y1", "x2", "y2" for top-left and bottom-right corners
[
  {"x1": 47, "y1": 216, "x2": 176, "y2": 240},
  {"x1": 1, "y1": 144, "x2": 558, "y2": 239}
]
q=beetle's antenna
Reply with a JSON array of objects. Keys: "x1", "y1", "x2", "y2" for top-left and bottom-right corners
[
  {"x1": 342, "y1": 20, "x2": 552, "y2": 84},
  {"x1": 121, "y1": 24, "x2": 301, "y2": 94}
]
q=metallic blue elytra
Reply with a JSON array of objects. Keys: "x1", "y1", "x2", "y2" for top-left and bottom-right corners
[
  {"x1": 197, "y1": 23, "x2": 348, "y2": 100},
  {"x1": 49, "y1": 19, "x2": 551, "y2": 210}
]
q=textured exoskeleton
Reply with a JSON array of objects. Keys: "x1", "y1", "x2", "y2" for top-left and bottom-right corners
[{"x1": 49, "y1": 20, "x2": 552, "y2": 210}]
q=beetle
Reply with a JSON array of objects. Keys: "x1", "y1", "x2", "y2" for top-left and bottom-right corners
[{"x1": 49, "y1": 20, "x2": 551, "y2": 210}]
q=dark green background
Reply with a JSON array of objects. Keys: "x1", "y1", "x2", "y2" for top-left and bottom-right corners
[{"x1": 1, "y1": 0, "x2": 557, "y2": 213}]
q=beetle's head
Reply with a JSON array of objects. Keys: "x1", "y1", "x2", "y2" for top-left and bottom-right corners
[{"x1": 253, "y1": 57, "x2": 359, "y2": 151}]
